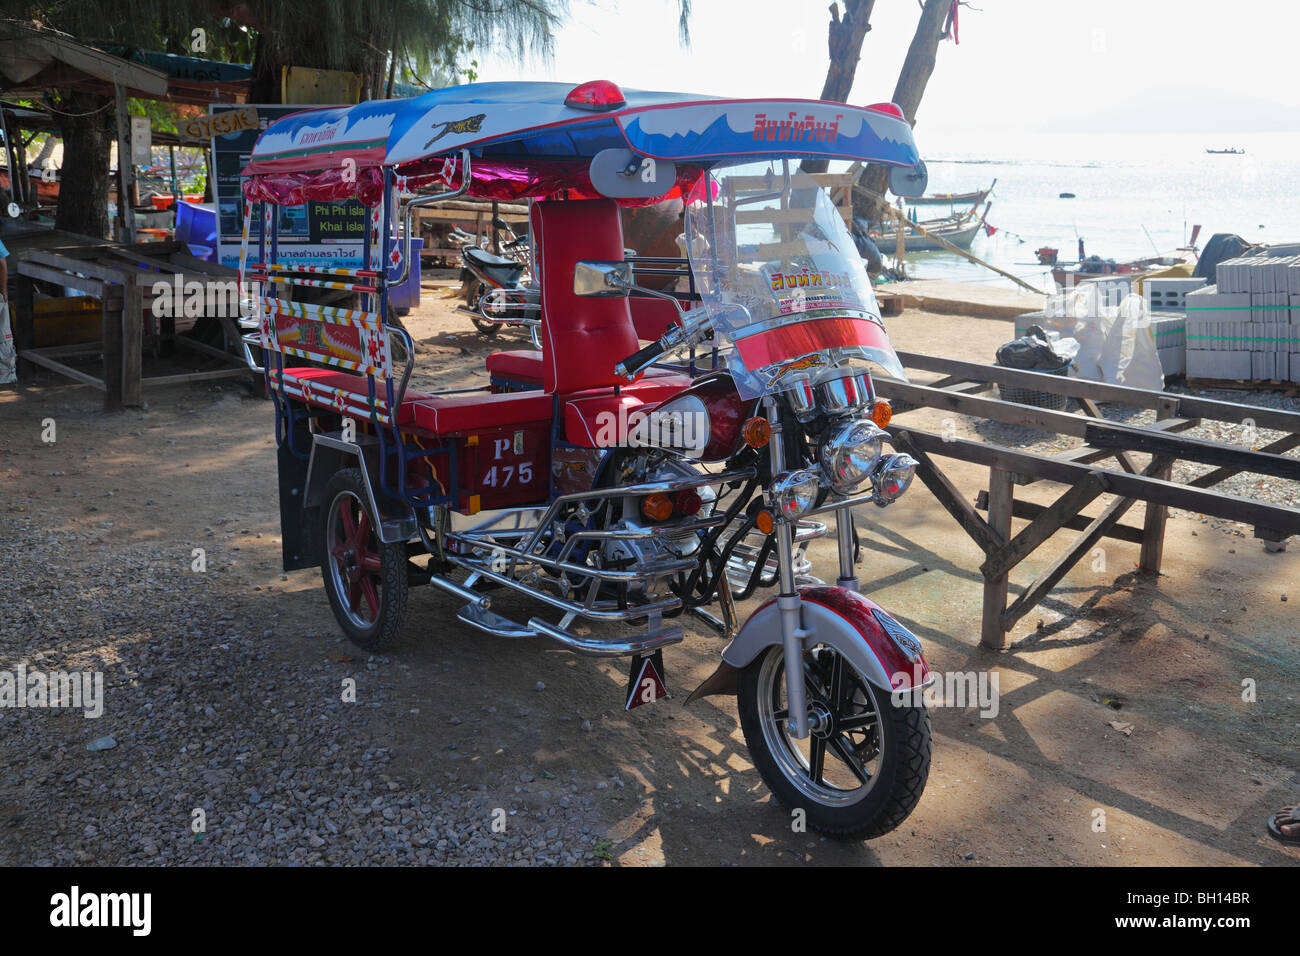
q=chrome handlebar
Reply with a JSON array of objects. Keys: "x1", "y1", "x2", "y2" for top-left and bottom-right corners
[{"x1": 615, "y1": 304, "x2": 716, "y2": 380}]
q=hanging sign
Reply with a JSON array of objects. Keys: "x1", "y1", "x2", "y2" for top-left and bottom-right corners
[{"x1": 180, "y1": 106, "x2": 260, "y2": 144}]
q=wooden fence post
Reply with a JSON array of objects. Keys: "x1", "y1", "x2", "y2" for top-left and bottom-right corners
[
  {"x1": 1139, "y1": 398, "x2": 1179, "y2": 572},
  {"x1": 101, "y1": 293, "x2": 123, "y2": 411},
  {"x1": 981, "y1": 467, "x2": 1015, "y2": 649},
  {"x1": 121, "y1": 274, "x2": 143, "y2": 408}
]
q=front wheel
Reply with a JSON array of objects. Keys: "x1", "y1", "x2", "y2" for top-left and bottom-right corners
[
  {"x1": 464, "y1": 280, "x2": 500, "y2": 336},
  {"x1": 737, "y1": 643, "x2": 930, "y2": 838},
  {"x1": 320, "y1": 468, "x2": 408, "y2": 650}
]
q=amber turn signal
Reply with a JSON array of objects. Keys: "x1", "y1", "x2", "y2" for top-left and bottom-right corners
[
  {"x1": 869, "y1": 400, "x2": 892, "y2": 428},
  {"x1": 754, "y1": 509, "x2": 774, "y2": 535},
  {"x1": 742, "y1": 416, "x2": 771, "y2": 448},
  {"x1": 641, "y1": 493, "x2": 674, "y2": 522}
]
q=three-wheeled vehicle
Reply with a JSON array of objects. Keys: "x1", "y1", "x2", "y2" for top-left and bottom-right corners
[{"x1": 238, "y1": 80, "x2": 935, "y2": 837}]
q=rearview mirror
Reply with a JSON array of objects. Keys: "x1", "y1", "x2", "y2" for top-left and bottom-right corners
[
  {"x1": 573, "y1": 260, "x2": 633, "y2": 297},
  {"x1": 589, "y1": 148, "x2": 677, "y2": 199},
  {"x1": 888, "y1": 159, "x2": 928, "y2": 199}
]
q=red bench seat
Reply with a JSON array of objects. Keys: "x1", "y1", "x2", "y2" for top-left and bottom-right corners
[{"x1": 272, "y1": 366, "x2": 552, "y2": 435}]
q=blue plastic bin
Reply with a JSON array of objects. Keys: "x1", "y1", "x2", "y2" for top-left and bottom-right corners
[
  {"x1": 174, "y1": 201, "x2": 218, "y2": 263},
  {"x1": 386, "y1": 237, "x2": 423, "y2": 315}
]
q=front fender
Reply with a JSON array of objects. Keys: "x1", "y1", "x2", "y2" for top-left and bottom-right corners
[{"x1": 721, "y1": 586, "x2": 932, "y2": 693}]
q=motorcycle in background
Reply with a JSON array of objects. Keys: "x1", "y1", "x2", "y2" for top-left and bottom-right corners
[{"x1": 457, "y1": 216, "x2": 540, "y2": 345}]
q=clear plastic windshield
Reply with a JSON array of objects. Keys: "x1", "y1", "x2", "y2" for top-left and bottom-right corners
[{"x1": 684, "y1": 161, "x2": 906, "y2": 399}]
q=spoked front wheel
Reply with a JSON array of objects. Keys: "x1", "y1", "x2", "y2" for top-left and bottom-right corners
[
  {"x1": 320, "y1": 468, "x2": 408, "y2": 650},
  {"x1": 737, "y1": 643, "x2": 930, "y2": 838}
]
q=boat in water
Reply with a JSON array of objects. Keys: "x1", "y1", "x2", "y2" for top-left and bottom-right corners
[
  {"x1": 904, "y1": 179, "x2": 995, "y2": 208},
  {"x1": 1205, "y1": 146, "x2": 1245, "y2": 154},
  {"x1": 1049, "y1": 231, "x2": 1200, "y2": 288},
  {"x1": 872, "y1": 210, "x2": 984, "y2": 252}
]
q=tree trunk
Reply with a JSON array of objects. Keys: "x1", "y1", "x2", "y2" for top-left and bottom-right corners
[
  {"x1": 248, "y1": 32, "x2": 281, "y2": 104},
  {"x1": 803, "y1": 0, "x2": 876, "y2": 175},
  {"x1": 889, "y1": 0, "x2": 951, "y2": 127},
  {"x1": 820, "y1": 0, "x2": 876, "y2": 102},
  {"x1": 52, "y1": 92, "x2": 115, "y2": 239},
  {"x1": 855, "y1": 0, "x2": 951, "y2": 220},
  {"x1": 32, "y1": 135, "x2": 57, "y2": 171}
]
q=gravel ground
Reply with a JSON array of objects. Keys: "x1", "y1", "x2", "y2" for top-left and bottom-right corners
[{"x1": 0, "y1": 519, "x2": 615, "y2": 866}]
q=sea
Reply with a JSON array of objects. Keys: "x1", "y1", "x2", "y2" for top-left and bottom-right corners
[{"x1": 888, "y1": 129, "x2": 1300, "y2": 292}]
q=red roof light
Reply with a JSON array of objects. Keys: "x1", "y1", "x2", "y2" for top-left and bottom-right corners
[
  {"x1": 865, "y1": 102, "x2": 907, "y2": 121},
  {"x1": 566, "y1": 80, "x2": 626, "y2": 112}
]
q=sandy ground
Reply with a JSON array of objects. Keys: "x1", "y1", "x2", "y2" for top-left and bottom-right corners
[{"x1": 2, "y1": 280, "x2": 1297, "y2": 866}]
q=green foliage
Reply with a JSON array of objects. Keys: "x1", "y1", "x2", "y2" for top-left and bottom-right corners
[
  {"x1": 1, "y1": 0, "x2": 570, "y2": 90},
  {"x1": 1, "y1": 1, "x2": 252, "y2": 60}
]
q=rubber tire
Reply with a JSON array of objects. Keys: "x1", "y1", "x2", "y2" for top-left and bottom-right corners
[
  {"x1": 465, "y1": 281, "x2": 500, "y2": 336},
  {"x1": 737, "y1": 646, "x2": 931, "y2": 839},
  {"x1": 320, "y1": 468, "x2": 409, "y2": 651}
]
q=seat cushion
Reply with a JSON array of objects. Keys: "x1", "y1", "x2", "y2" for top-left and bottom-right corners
[
  {"x1": 562, "y1": 376, "x2": 692, "y2": 448},
  {"x1": 272, "y1": 366, "x2": 430, "y2": 424},
  {"x1": 486, "y1": 349, "x2": 544, "y2": 383},
  {"x1": 532, "y1": 198, "x2": 640, "y2": 394},
  {"x1": 408, "y1": 389, "x2": 552, "y2": 435},
  {"x1": 273, "y1": 366, "x2": 551, "y2": 435}
]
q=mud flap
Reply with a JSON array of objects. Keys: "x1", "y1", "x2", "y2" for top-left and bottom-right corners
[
  {"x1": 684, "y1": 661, "x2": 741, "y2": 704},
  {"x1": 278, "y1": 441, "x2": 320, "y2": 571}
]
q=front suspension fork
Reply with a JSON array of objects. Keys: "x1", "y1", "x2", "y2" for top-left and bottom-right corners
[
  {"x1": 765, "y1": 400, "x2": 862, "y2": 739},
  {"x1": 767, "y1": 399, "x2": 812, "y2": 738}
]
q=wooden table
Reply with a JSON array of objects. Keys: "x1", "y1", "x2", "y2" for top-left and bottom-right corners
[{"x1": 7, "y1": 227, "x2": 254, "y2": 410}]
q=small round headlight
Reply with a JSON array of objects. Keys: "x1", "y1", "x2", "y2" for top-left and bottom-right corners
[
  {"x1": 820, "y1": 419, "x2": 886, "y2": 495},
  {"x1": 769, "y1": 469, "x2": 820, "y2": 520},
  {"x1": 873, "y1": 453, "x2": 918, "y2": 505}
]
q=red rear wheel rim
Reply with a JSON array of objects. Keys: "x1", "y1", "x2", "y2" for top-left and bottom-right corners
[{"x1": 327, "y1": 491, "x2": 383, "y2": 628}]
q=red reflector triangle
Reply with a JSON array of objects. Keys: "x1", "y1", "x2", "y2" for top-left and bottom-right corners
[{"x1": 625, "y1": 652, "x2": 669, "y2": 710}]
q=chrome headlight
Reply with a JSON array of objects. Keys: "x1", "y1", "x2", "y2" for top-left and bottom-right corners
[
  {"x1": 818, "y1": 372, "x2": 873, "y2": 415},
  {"x1": 769, "y1": 469, "x2": 819, "y2": 520},
  {"x1": 819, "y1": 419, "x2": 886, "y2": 495},
  {"x1": 872, "y1": 453, "x2": 918, "y2": 506}
]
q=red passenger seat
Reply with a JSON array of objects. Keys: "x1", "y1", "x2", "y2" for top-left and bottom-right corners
[
  {"x1": 485, "y1": 349, "x2": 543, "y2": 384},
  {"x1": 529, "y1": 198, "x2": 694, "y2": 445},
  {"x1": 532, "y1": 198, "x2": 641, "y2": 395},
  {"x1": 270, "y1": 366, "x2": 551, "y2": 435}
]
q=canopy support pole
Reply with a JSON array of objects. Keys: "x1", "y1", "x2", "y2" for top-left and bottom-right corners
[{"x1": 114, "y1": 82, "x2": 136, "y2": 244}]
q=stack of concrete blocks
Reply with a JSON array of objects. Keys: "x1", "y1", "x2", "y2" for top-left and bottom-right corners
[
  {"x1": 1185, "y1": 256, "x2": 1300, "y2": 382},
  {"x1": 1144, "y1": 277, "x2": 1205, "y2": 377}
]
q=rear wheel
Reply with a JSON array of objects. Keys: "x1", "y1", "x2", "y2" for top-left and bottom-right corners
[
  {"x1": 320, "y1": 468, "x2": 408, "y2": 650},
  {"x1": 737, "y1": 643, "x2": 930, "y2": 838}
]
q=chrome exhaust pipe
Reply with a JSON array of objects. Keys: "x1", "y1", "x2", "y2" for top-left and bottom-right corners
[{"x1": 428, "y1": 573, "x2": 490, "y2": 611}]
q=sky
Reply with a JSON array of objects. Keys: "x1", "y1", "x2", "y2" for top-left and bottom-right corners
[{"x1": 476, "y1": 0, "x2": 1300, "y2": 134}]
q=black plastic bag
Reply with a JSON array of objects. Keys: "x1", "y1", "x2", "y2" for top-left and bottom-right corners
[{"x1": 996, "y1": 325, "x2": 1070, "y2": 371}]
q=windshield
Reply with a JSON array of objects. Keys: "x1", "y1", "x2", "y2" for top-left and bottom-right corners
[{"x1": 684, "y1": 161, "x2": 905, "y2": 399}]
